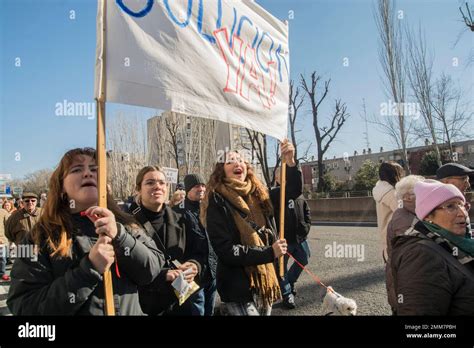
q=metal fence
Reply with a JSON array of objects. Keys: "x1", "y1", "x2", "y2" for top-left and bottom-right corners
[
  {"x1": 307, "y1": 190, "x2": 473, "y2": 200},
  {"x1": 307, "y1": 191, "x2": 373, "y2": 199}
]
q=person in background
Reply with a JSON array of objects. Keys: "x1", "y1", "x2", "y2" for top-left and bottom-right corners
[
  {"x1": 5, "y1": 192, "x2": 42, "y2": 245},
  {"x1": 385, "y1": 175, "x2": 425, "y2": 314},
  {"x1": 372, "y1": 162, "x2": 405, "y2": 261},
  {"x1": 0, "y1": 205, "x2": 11, "y2": 281},
  {"x1": 273, "y1": 167, "x2": 311, "y2": 309},
  {"x1": 40, "y1": 193, "x2": 47, "y2": 208},
  {"x1": 15, "y1": 199, "x2": 24, "y2": 210},
  {"x1": 2, "y1": 200, "x2": 16, "y2": 214},
  {"x1": 437, "y1": 163, "x2": 473, "y2": 238},
  {"x1": 173, "y1": 174, "x2": 217, "y2": 316},
  {"x1": 391, "y1": 180, "x2": 474, "y2": 315},
  {"x1": 169, "y1": 189, "x2": 186, "y2": 208}
]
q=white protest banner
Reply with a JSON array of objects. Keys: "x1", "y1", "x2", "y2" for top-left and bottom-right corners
[
  {"x1": 95, "y1": 0, "x2": 289, "y2": 140},
  {"x1": 162, "y1": 167, "x2": 179, "y2": 184}
]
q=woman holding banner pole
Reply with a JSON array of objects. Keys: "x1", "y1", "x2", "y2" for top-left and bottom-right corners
[
  {"x1": 201, "y1": 139, "x2": 302, "y2": 315},
  {"x1": 7, "y1": 148, "x2": 164, "y2": 315}
]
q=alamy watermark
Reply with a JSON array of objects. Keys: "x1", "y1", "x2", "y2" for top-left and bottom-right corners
[
  {"x1": 216, "y1": 147, "x2": 259, "y2": 165},
  {"x1": 55, "y1": 99, "x2": 95, "y2": 119},
  {"x1": 18, "y1": 322, "x2": 55, "y2": 341},
  {"x1": 0, "y1": 244, "x2": 38, "y2": 262},
  {"x1": 380, "y1": 99, "x2": 420, "y2": 120},
  {"x1": 324, "y1": 242, "x2": 365, "y2": 262}
]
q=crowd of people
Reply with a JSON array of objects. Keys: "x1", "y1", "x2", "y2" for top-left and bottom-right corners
[
  {"x1": 0, "y1": 139, "x2": 313, "y2": 316},
  {"x1": 0, "y1": 143, "x2": 472, "y2": 316},
  {"x1": 373, "y1": 162, "x2": 473, "y2": 315}
]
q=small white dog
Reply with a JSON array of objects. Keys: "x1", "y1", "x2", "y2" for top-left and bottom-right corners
[{"x1": 321, "y1": 286, "x2": 357, "y2": 316}]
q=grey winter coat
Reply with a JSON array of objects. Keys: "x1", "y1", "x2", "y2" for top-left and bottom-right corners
[{"x1": 7, "y1": 217, "x2": 164, "y2": 315}]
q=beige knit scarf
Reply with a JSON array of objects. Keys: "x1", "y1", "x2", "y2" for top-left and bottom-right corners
[{"x1": 216, "y1": 178, "x2": 281, "y2": 307}]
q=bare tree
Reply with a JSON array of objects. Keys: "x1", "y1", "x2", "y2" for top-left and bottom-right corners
[
  {"x1": 430, "y1": 73, "x2": 473, "y2": 155},
  {"x1": 454, "y1": 2, "x2": 474, "y2": 66},
  {"x1": 300, "y1": 72, "x2": 349, "y2": 192},
  {"x1": 148, "y1": 111, "x2": 218, "y2": 183},
  {"x1": 165, "y1": 114, "x2": 182, "y2": 179},
  {"x1": 289, "y1": 80, "x2": 305, "y2": 161},
  {"x1": 405, "y1": 25, "x2": 442, "y2": 167},
  {"x1": 373, "y1": 0, "x2": 411, "y2": 173},
  {"x1": 107, "y1": 113, "x2": 147, "y2": 200},
  {"x1": 460, "y1": 2, "x2": 474, "y2": 31},
  {"x1": 18, "y1": 169, "x2": 53, "y2": 195},
  {"x1": 182, "y1": 115, "x2": 217, "y2": 181},
  {"x1": 270, "y1": 140, "x2": 281, "y2": 187},
  {"x1": 241, "y1": 130, "x2": 307, "y2": 188},
  {"x1": 242, "y1": 130, "x2": 272, "y2": 187}
]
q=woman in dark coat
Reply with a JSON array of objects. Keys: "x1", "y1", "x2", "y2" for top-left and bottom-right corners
[
  {"x1": 7, "y1": 148, "x2": 164, "y2": 315},
  {"x1": 391, "y1": 180, "x2": 474, "y2": 315},
  {"x1": 132, "y1": 166, "x2": 204, "y2": 315},
  {"x1": 201, "y1": 140, "x2": 302, "y2": 316}
]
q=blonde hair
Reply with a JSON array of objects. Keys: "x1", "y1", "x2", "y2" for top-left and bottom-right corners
[{"x1": 169, "y1": 190, "x2": 185, "y2": 207}]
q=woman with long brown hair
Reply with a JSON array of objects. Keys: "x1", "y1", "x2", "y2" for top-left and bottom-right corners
[
  {"x1": 7, "y1": 148, "x2": 164, "y2": 315},
  {"x1": 201, "y1": 140, "x2": 302, "y2": 315}
]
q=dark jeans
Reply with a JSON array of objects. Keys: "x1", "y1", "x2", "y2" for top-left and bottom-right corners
[
  {"x1": 279, "y1": 240, "x2": 311, "y2": 297},
  {"x1": 190, "y1": 278, "x2": 217, "y2": 316},
  {"x1": 0, "y1": 245, "x2": 7, "y2": 276}
]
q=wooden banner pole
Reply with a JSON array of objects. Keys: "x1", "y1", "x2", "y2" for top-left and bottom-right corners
[
  {"x1": 96, "y1": 0, "x2": 115, "y2": 316},
  {"x1": 278, "y1": 159, "x2": 287, "y2": 278}
]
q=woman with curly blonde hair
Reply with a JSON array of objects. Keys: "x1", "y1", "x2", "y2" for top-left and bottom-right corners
[{"x1": 201, "y1": 140, "x2": 302, "y2": 315}]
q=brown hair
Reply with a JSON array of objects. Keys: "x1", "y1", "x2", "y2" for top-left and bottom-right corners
[
  {"x1": 31, "y1": 148, "x2": 137, "y2": 258},
  {"x1": 379, "y1": 161, "x2": 404, "y2": 187},
  {"x1": 2, "y1": 200, "x2": 15, "y2": 213},
  {"x1": 200, "y1": 151, "x2": 273, "y2": 225},
  {"x1": 134, "y1": 165, "x2": 168, "y2": 205}
]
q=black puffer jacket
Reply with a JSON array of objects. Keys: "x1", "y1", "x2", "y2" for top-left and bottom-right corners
[
  {"x1": 134, "y1": 204, "x2": 202, "y2": 315},
  {"x1": 206, "y1": 165, "x2": 303, "y2": 303},
  {"x1": 391, "y1": 221, "x2": 474, "y2": 315},
  {"x1": 7, "y1": 214, "x2": 164, "y2": 315}
]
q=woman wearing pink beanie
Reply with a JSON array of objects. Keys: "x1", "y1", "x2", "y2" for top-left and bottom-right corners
[{"x1": 390, "y1": 180, "x2": 474, "y2": 315}]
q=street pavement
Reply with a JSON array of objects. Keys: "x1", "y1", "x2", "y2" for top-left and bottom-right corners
[
  {"x1": 271, "y1": 225, "x2": 392, "y2": 316},
  {"x1": 0, "y1": 225, "x2": 392, "y2": 316},
  {"x1": 0, "y1": 263, "x2": 12, "y2": 316}
]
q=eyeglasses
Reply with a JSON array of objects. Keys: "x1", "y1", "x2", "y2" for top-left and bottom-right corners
[
  {"x1": 24, "y1": 199, "x2": 37, "y2": 203},
  {"x1": 144, "y1": 179, "x2": 167, "y2": 187},
  {"x1": 436, "y1": 202, "x2": 470, "y2": 214}
]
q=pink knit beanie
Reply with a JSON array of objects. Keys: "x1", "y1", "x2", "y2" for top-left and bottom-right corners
[{"x1": 414, "y1": 181, "x2": 465, "y2": 220}]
